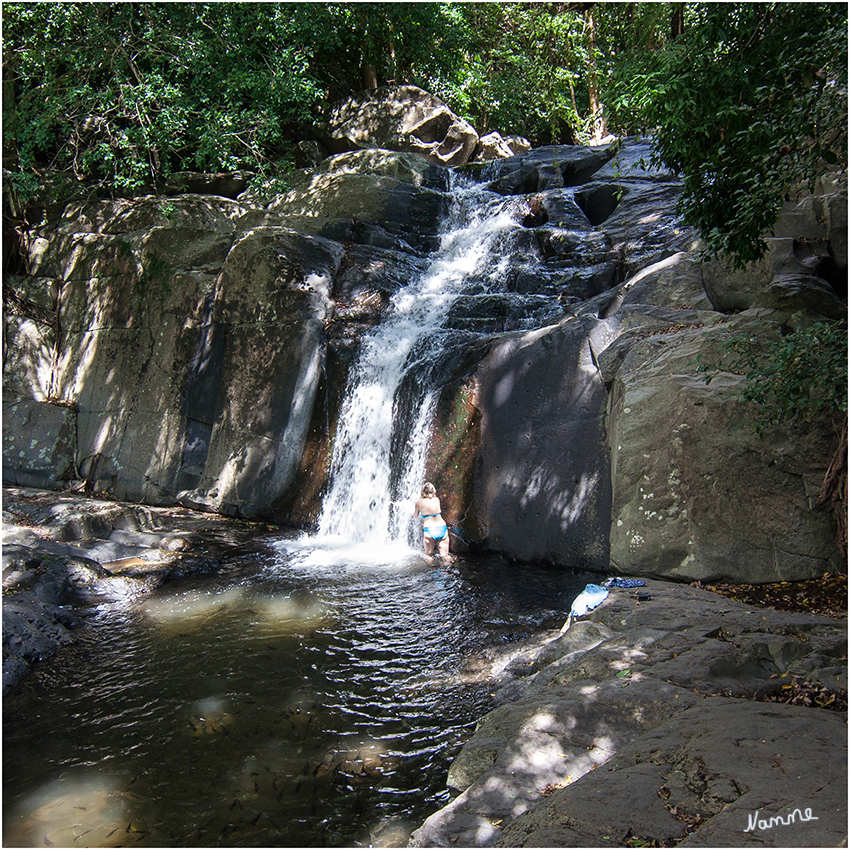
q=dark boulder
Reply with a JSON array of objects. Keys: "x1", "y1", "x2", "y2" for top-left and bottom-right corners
[{"x1": 484, "y1": 145, "x2": 615, "y2": 195}]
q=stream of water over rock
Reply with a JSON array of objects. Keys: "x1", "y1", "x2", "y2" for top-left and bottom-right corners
[
  {"x1": 317, "y1": 177, "x2": 521, "y2": 551},
  {"x1": 3, "y1": 176, "x2": 596, "y2": 847}
]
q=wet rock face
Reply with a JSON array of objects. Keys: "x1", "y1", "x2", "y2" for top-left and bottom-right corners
[
  {"x1": 483, "y1": 144, "x2": 615, "y2": 195},
  {"x1": 436, "y1": 139, "x2": 844, "y2": 582},
  {"x1": 470, "y1": 317, "x2": 612, "y2": 569},
  {"x1": 2, "y1": 149, "x2": 452, "y2": 521}
]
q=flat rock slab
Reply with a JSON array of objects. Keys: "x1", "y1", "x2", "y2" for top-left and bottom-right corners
[
  {"x1": 497, "y1": 699, "x2": 845, "y2": 847},
  {"x1": 410, "y1": 580, "x2": 847, "y2": 847}
]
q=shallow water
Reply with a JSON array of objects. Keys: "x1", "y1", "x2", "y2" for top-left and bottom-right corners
[{"x1": 3, "y1": 535, "x2": 594, "y2": 847}]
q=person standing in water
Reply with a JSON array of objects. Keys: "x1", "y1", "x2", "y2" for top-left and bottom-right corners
[{"x1": 413, "y1": 482, "x2": 450, "y2": 560}]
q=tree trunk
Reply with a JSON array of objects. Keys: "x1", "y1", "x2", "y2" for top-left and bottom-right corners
[
  {"x1": 360, "y1": 61, "x2": 378, "y2": 90},
  {"x1": 670, "y1": 3, "x2": 685, "y2": 40},
  {"x1": 387, "y1": 39, "x2": 397, "y2": 84},
  {"x1": 585, "y1": 8, "x2": 607, "y2": 143}
]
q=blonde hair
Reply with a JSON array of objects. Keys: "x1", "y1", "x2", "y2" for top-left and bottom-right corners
[{"x1": 421, "y1": 482, "x2": 437, "y2": 497}]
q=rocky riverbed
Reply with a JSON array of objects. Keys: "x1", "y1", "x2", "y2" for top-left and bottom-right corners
[{"x1": 2, "y1": 486, "x2": 277, "y2": 694}]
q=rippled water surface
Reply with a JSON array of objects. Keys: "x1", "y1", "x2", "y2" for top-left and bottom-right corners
[{"x1": 3, "y1": 537, "x2": 593, "y2": 847}]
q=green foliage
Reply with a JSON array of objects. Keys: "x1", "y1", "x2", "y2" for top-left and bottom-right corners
[
  {"x1": 1, "y1": 1, "x2": 601, "y2": 199},
  {"x1": 604, "y1": 3, "x2": 848, "y2": 267},
  {"x1": 312, "y1": 3, "x2": 472, "y2": 96},
  {"x1": 157, "y1": 201, "x2": 177, "y2": 222},
  {"x1": 439, "y1": 5, "x2": 589, "y2": 145},
  {"x1": 1, "y1": 2, "x2": 476, "y2": 195},
  {"x1": 696, "y1": 321, "x2": 848, "y2": 434},
  {"x1": 3, "y1": 3, "x2": 323, "y2": 197}
]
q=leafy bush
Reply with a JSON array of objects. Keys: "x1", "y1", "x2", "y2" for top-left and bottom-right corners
[
  {"x1": 697, "y1": 320, "x2": 848, "y2": 434},
  {"x1": 2, "y1": 4, "x2": 323, "y2": 198}
]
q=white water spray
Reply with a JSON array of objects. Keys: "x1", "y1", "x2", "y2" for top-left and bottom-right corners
[{"x1": 314, "y1": 183, "x2": 518, "y2": 554}]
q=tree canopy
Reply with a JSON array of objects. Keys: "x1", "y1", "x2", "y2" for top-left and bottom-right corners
[{"x1": 3, "y1": 2, "x2": 846, "y2": 266}]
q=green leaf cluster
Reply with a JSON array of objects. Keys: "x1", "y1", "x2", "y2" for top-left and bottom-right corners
[
  {"x1": 3, "y1": 3, "x2": 324, "y2": 194},
  {"x1": 437, "y1": 5, "x2": 590, "y2": 145},
  {"x1": 697, "y1": 320, "x2": 848, "y2": 435}
]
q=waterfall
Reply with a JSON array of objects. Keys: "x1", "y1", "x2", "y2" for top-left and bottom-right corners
[{"x1": 312, "y1": 181, "x2": 518, "y2": 557}]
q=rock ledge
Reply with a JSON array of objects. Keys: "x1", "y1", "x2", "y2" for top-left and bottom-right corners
[
  {"x1": 2, "y1": 486, "x2": 273, "y2": 694},
  {"x1": 411, "y1": 580, "x2": 847, "y2": 847}
]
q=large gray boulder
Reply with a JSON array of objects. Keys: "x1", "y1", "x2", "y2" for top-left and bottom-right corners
[
  {"x1": 176, "y1": 227, "x2": 339, "y2": 515},
  {"x1": 288, "y1": 147, "x2": 450, "y2": 190},
  {"x1": 424, "y1": 139, "x2": 843, "y2": 583},
  {"x1": 268, "y1": 154, "x2": 449, "y2": 254},
  {"x1": 702, "y1": 178, "x2": 847, "y2": 317},
  {"x1": 473, "y1": 131, "x2": 516, "y2": 162},
  {"x1": 2, "y1": 275, "x2": 59, "y2": 400},
  {"x1": 4, "y1": 136, "x2": 845, "y2": 584},
  {"x1": 495, "y1": 699, "x2": 846, "y2": 848},
  {"x1": 470, "y1": 317, "x2": 612, "y2": 569},
  {"x1": 582, "y1": 138, "x2": 702, "y2": 278},
  {"x1": 604, "y1": 310, "x2": 841, "y2": 583},
  {"x1": 325, "y1": 85, "x2": 479, "y2": 167},
  {"x1": 484, "y1": 145, "x2": 615, "y2": 195}
]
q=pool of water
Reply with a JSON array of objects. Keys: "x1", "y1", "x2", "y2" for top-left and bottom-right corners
[{"x1": 3, "y1": 535, "x2": 594, "y2": 847}]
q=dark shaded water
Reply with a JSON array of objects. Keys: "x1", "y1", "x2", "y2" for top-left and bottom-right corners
[{"x1": 3, "y1": 536, "x2": 594, "y2": 847}]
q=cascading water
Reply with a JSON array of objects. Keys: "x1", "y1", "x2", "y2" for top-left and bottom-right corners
[{"x1": 310, "y1": 180, "x2": 519, "y2": 557}]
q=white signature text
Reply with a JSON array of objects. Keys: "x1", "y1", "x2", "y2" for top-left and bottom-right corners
[{"x1": 744, "y1": 807, "x2": 818, "y2": 832}]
